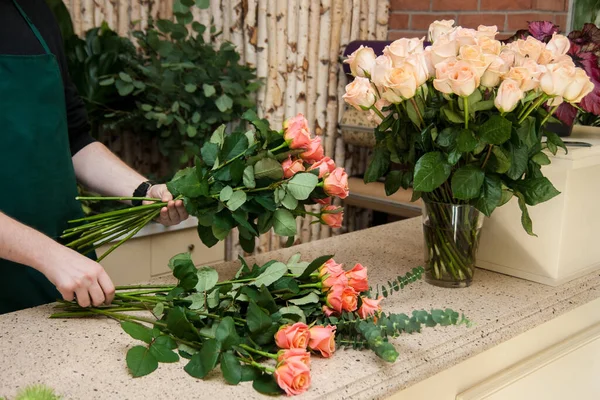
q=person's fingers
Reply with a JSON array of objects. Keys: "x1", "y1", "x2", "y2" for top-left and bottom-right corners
[
  {"x1": 167, "y1": 201, "x2": 180, "y2": 224},
  {"x1": 175, "y1": 200, "x2": 188, "y2": 220},
  {"x1": 75, "y1": 287, "x2": 91, "y2": 308},
  {"x1": 98, "y1": 270, "x2": 115, "y2": 304},
  {"x1": 88, "y1": 282, "x2": 106, "y2": 307},
  {"x1": 59, "y1": 287, "x2": 75, "y2": 302}
]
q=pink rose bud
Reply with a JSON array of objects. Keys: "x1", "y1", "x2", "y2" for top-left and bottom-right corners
[
  {"x1": 313, "y1": 197, "x2": 332, "y2": 205},
  {"x1": 274, "y1": 322, "x2": 310, "y2": 349},
  {"x1": 300, "y1": 137, "x2": 324, "y2": 163},
  {"x1": 323, "y1": 167, "x2": 349, "y2": 199},
  {"x1": 283, "y1": 114, "x2": 312, "y2": 150},
  {"x1": 277, "y1": 348, "x2": 311, "y2": 367},
  {"x1": 308, "y1": 157, "x2": 336, "y2": 178},
  {"x1": 346, "y1": 263, "x2": 369, "y2": 293},
  {"x1": 341, "y1": 286, "x2": 359, "y2": 312},
  {"x1": 274, "y1": 359, "x2": 311, "y2": 396},
  {"x1": 357, "y1": 296, "x2": 384, "y2": 319},
  {"x1": 308, "y1": 325, "x2": 336, "y2": 358},
  {"x1": 319, "y1": 258, "x2": 345, "y2": 278},
  {"x1": 322, "y1": 305, "x2": 336, "y2": 317},
  {"x1": 281, "y1": 156, "x2": 306, "y2": 179},
  {"x1": 321, "y1": 205, "x2": 343, "y2": 229},
  {"x1": 325, "y1": 284, "x2": 344, "y2": 313}
]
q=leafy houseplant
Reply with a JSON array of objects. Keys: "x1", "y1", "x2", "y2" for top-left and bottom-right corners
[{"x1": 343, "y1": 20, "x2": 593, "y2": 287}]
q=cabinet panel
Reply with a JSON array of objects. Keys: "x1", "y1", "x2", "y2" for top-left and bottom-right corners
[
  {"x1": 97, "y1": 238, "x2": 152, "y2": 285},
  {"x1": 150, "y1": 228, "x2": 224, "y2": 276}
]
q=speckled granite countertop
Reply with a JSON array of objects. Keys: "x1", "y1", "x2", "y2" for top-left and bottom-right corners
[{"x1": 1, "y1": 218, "x2": 599, "y2": 399}]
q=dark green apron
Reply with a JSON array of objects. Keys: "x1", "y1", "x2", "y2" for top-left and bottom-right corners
[{"x1": 0, "y1": 0, "x2": 89, "y2": 314}]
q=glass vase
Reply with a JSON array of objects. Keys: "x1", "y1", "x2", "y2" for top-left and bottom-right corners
[{"x1": 421, "y1": 201, "x2": 484, "y2": 288}]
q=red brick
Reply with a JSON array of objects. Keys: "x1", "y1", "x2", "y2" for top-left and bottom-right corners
[
  {"x1": 507, "y1": 13, "x2": 556, "y2": 30},
  {"x1": 458, "y1": 13, "x2": 506, "y2": 29},
  {"x1": 390, "y1": 0, "x2": 430, "y2": 11},
  {"x1": 554, "y1": 13, "x2": 568, "y2": 30},
  {"x1": 411, "y1": 13, "x2": 457, "y2": 30},
  {"x1": 481, "y1": 0, "x2": 532, "y2": 11},
  {"x1": 433, "y1": 0, "x2": 477, "y2": 11},
  {"x1": 388, "y1": 30, "x2": 429, "y2": 40},
  {"x1": 389, "y1": 13, "x2": 410, "y2": 30},
  {"x1": 533, "y1": 0, "x2": 567, "y2": 11}
]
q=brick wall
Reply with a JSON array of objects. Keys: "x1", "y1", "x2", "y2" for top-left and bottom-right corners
[{"x1": 388, "y1": 0, "x2": 570, "y2": 40}]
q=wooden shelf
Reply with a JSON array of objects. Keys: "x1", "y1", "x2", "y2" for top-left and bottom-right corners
[{"x1": 345, "y1": 177, "x2": 422, "y2": 218}]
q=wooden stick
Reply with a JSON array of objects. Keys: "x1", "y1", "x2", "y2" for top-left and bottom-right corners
[
  {"x1": 230, "y1": 0, "x2": 245, "y2": 63},
  {"x1": 256, "y1": 0, "x2": 268, "y2": 116},
  {"x1": 244, "y1": 0, "x2": 258, "y2": 69},
  {"x1": 324, "y1": 0, "x2": 342, "y2": 160},
  {"x1": 375, "y1": 0, "x2": 389, "y2": 40},
  {"x1": 131, "y1": 0, "x2": 142, "y2": 32},
  {"x1": 93, "y1": 0, "x2": 105, "y2": 27},
  {"x1": 196, "y1": 6, "x2": 211, "y2": 43},
  {"x1": 295, "y1": 0, "x2": 309, "y2": 117},
  {"x1": 223, "y1": 0, "x2": 232, "y2": 43},
  {"x1": 306, "y1": 0, "x2": 320, "y2": 134},
  {"x1": 273, "y1": 0, "x2": 288, "y2": 125},
  {"x1": 350, "y1": 0, "x2": 360, "y2": 41},
  {"x1": 263, "y1": 0, "x2": 278, "y2": 121},
  {"x1": 367, "y1": 0, "x2": 376, "y2": 40},
  {"x1": 72, "y1": 0, "x2": 82, "y2": 35},
  {"x1": 359, "y1": 0, "x2": 368, "y2": 40},
  {"x1": 283, "y1": 1, "x2": 298, "y2": 119},
  {"x1": 118, "y1": 0, "x2": 129, "y2": 36},
  {"x1": 314, "y1": 0, "x2": 331, "y2": 137},
  {"x1": 211, "y1": 0, "x2": 223, "y2": 46}
]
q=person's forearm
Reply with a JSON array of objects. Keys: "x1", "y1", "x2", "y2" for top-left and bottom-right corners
[
  {"x1": 0, "y1": 212, "x2": 66, "y2": 273},
  {"x1": 72, "y1": 142, "x2": 147, "y2": 199}
]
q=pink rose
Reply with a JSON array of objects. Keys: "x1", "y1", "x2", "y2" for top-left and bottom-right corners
[
  {"x1": 343, "y1": 77, "x2": 377, "y2": 110},
  {"x1": 321, "y1": 205, "x2": 343, "y2": 229},
  {"x1": 308, "y1": 325, "x2": 336, "y2": 358},
  {"x1": 383, "y1": 63, "x2": 418, "y2": 99},
  {"x1": 445, "y1": 60, "x2": 480, "y2": 97},
  {"x1": 433, "y1": 57, "x2": 459, "y2": 93},
  {"x1": 308, "y1": 156, "x2": 336, "y2": 178},
  {"x1": 344, "y1": 45, "x2": 377, "y2": 77},
  {"x1": 313, "y1": 197, "x2": 332, "y2": 205},
  {"x1": 383, "y1": 37, "x2": 424, "y2": 66},
  {"x1": 346, "y1": 263, "x2": 368, "y2": 293},
  {"x1": 300, "y1": 137, "x2": 324, "y2": 163},
  {"x1": 323, "y1": 167, "x2": 349, "y2": 199},
  {"x1": 494, "y1": 78, "x2": 523, "y2": 113},
  {"x1": 274, "y1": 322, "x2": 310, "y2": 349},
  {"x1": 325, "y1": 284, "x2": 344, "y2": 313},
  {"x1": 321, "y1": 269, "x2": 348, "y2": 291},
  {"x1": 319, "y1": 258, "x2": 345, "y2": 277},
  {"x1": 274, "y1": 359, "x2": 311, "y2": 396},
  {"x1": 357, "y1": 296, "x2": 384, "y2": 319},
  {"x1": 458, "y1": 45, "x2": 494, "y2": 77},
  {"x1": 341, "y1": 286, "x2": 359, "y2": 312},
  {"x1": 283, "y1": 114, "x2": 312, "y2": 150},
  {"x1": 322, "y1": 305, "x2": 336, "y2": 317},
  {"x1": 282, "y1": 156, "x2": 306, "y2": 179},
  {"x1": 277, "y1": 348, "x2": 311, "y2": 367}
]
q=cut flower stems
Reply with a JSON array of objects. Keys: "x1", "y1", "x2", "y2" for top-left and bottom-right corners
[{"x1": 52, "y1": 252, "x2": 470, "y2": 396}]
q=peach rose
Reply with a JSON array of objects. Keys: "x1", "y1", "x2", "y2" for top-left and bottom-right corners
[
  {"x1": 383, "y1": 63, "x2": 419, "y2": 99},
  {"x1": 282, "y1": 156, "x2": 305, "y2": 179},
  {"x1": 515, "y1": 36, "x2": 545, "y2": 64},
  {"x1": 322, "y1": 269, "x2": 348, "y2": 291},
  {"x1": 277, "y1": 348, "x2": 311, "y2": 367},
  {"x1": 384, "y1": 37, "x2": 424, "y2": 65},
  {"x1": 346, "y1": 263, "x2": 368, "y2": 293},
  {"x1": 407, "y1": 53, "x2": 431, "y2": 86},
  {"x1": 300, "y1": 137, "x2": 324, "y2": 163},
  {"x1": 454, "y1": 27, "x2": 478, "y2": 47},
  {"x1": 563, "y1": 68, "x2": 594, "y2": 103},
  {"x1": 537, "y1": 49, "x2": 554, "y2": 65},
  {"x1": 274, "y1": 322, "x2": 310, "y2": 349},
  {"x1": 274, "y1": 360, "x2": 311, "y2": 396},
  {"x1": 308, "y1": 156, "x2": 336, "y2": 178},
  {"x1": 323, "y1": 167, "x2": 349, "y2": 199},
  {"x1": 553, "y1": 54, "x2": 576, "y2": 68},
  {"x1": 319, "y1": 258, "x2": 345, "y2": 277},
  {"x1": 478, "y1": 36, "x2": 502, "y2": 55},
  {"x1": 494, "y1": 78, "x2": 523, "y2": 113},
  {"x1": 476, "y1": 25, "x2": 498, "y2": 39},
  {"x1": 345, "y1": 45, "x2": 377, "y2": 77},
  {"x1": 540, "y1": 63, "x2": 575, "y2": 98},
  {"x1": 432, "y1": 57, "x2": 458, "y2": 94},
  {"x1": 428, "y1": 19, "x2": 455, "y2": 43},
  {"x1": 499, "y1": 49, "x2": 516, "y2": 70},
  {"x1": 546, "y1": 33, "x2": 570, "y2": 59},
  {"x1": 504, "y1": 66, "x2": 537, "y2": 92},
  {"x1": 481, "y1": 56, "x2": 508, "y2": 88},
  {"x1": 321, "y1": 205, "x2": 343, "y2": 229},
  {"x1": 308, "y1": 325, "x2": 336, "y2": 358},
  {"x1": 370, "y1": 55, "x2": 394, "y2": 89},
  {"x1": 357, "y1": 296, "x2": 384, "y2": 319},
  {"x1": 447, "y1": 60, "x2": 480, "y2": 97},
  {"x1": 283, "y1": 114, "x2": 312, "y2": 150},
  {"x1": 343, "y1": 77, "x2": 377, "y2": 110},
  {"x1": 459, "y1": 45, "x2": 495, "y2": 77},
  {"x1": 428, "y1": 36, "x2": 459, "y2": 67},
  {"x1": 326, "y1": 284, "x2": 344, "y2": 313},
  {"x1": 341, "y1": 286, "x2": 359, "y2": 312}
]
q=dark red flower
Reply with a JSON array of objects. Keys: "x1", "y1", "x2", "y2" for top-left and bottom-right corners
[
  {"x1": 555, "y1": 103, "x2": 579, "y2": 126},
  {"x1": 528, "y1": 21, "x2": 559, "y2": 42},
  {"x1": 568, "y1": 23, "x2": 600, "y2": 52}
]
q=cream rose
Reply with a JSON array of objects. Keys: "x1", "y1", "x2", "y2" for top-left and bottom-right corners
[
  {"x1": 478, "y1": 36, "x2": 502, "y2": 55},
  {"x1": 344, "y1": 45, "x2": 377, "y2": 77},
  {"x1": 562, "y1": 68, "x2": 594, "y2": 103},
  {"x1": 546, "y1": 33, "x2": 570, "y2": 59},
  {"x1": 494, "y1": 78, "x2": 524, "y2": 112},
  {"x1": 459, "y1": 45, "x2": 494, "y2": 77},
  {"x1": 428, "y1": 36, "x2": 459, "y2": 67},
  {"x1": 537, "y1": 49, "x2": 554, "y2": 65},
  {"x1": 384, "y1": 63, "x2": 418, "y2": 99},
  {"x1": 407, "y1": 53, "x2": 431, "y2": 86},
  {"x1": 553, "y1": 54, "x2": 576, "y2": 68},
  {"x1": 343, "y1": 77, "x2": 376, "y2": 110},
  {"x1": 428, "y1": 19, "x2": 455, "y2": 43},
  {"x1": 370, "y1": 55, "x2": 394, "y2": 89},
  {"x1": 540, "y1": 63, "x2": 575, "y2": 98},
  {"x1": 505, "y1": 66, "x2": 537, "y2": 92},
  {"x1": 454, "y1": 27, "x2": 478, "y2": 47},
  {"x1": 448, "y1": 60, "x2": 480, "y2": 97},
  {"x1": 476, "y1": 25, "x2": 499, "y2": 39},
  {"x1": 481, "y1": 56, "x2": 508, "y2": 88},
  {"x1": 384, "y1": 37, "x2": 424, "y2": 66},
  {"x1": 499, "y1": 49, "x2": 517, "y2": 70},
  {"x1": 515, "y1": 36, "x2": 545, "y2": 64},
  {"x1": 433, "y1": 57, "x2": 458, "y2": 94}
]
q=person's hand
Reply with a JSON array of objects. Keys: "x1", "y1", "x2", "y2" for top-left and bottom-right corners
[
  {"x1": 42, "y1": 247, "x2": 115, "y2": 308},
  {"x1": 146, "y1": 184, "x2": 189, "y2": 226}
]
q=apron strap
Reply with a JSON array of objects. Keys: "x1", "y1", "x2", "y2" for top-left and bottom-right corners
[{"x1": 11, "y1": 0, "x2": 52, "y2": 55}]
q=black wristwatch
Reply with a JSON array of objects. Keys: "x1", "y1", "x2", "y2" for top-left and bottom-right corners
[{"x1": 132, "y1": 181, "x2": 153, "y2": 206}]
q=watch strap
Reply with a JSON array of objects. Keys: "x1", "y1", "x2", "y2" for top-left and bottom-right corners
[{"x1": 132, "y1": 181, "x2": 153, "y2": 206}]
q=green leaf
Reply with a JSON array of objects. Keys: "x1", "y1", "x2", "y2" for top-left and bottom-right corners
[
  {"x1": 152, "y1": 302, "x2": 165, "y2": 318},
  {"x1": 544, "y1": 130, "x2": 567, "y2": 155},
  {"x1": 212, "y1": 211, "x2": 235, "y2": 240},
  {"x1": 126, "y1": 346, "x2": 158, "y2": 377},
  {"x1": 272, "y1": 209, "x2": 297, "y2": 237},
  {"x1": 299, "y1": 254, "x2": 333, "y2": 279},
  {"x1": 413, "y1": 152, "x2": 452, "y2": 192},
  {"x1": 384, "y1": 170, "x2": 404, "y2": 195},
  {"x1": 499, "y1": 189, "x2": 514, "y2": 206},
  {"x1": 475, "y1": 174, "x2": 502, "y2": 217},
  {"x1": 254, "y1": 158, "x2": 284, "y2": 180},
  {"x1": 167, "y1": 168, "x2": 206, "y2": 198},
  {"x1": 195, "y1": 267, "x2": 219, "y2": 292},
  {"x1": 505, "y1": 142, "x2": 529, "y2": 180},
  {"x1": 185, "y1": 83, "x2": 197, "y2": 93},
  {"x1": 436, "y1": 127, "x2": 458, "y2": 147},
  {"x1": 155, "y1": 335, "x2": 177, "y2": 350},
  {"x1": 115, "y1": 80, "x2": 134, "y2": 96},
  {"x1": 197, "y1": 224, "x2": 219, "y2": 247},
  {"x1": 247, "y1": 301, "x2": 272, "y2": 333},
  {"x1": 119, "y1": 72, "x2": 133, "y2": 83},
  {"x1": 192, "y1": 111, "x2": 201, "y2": 124},
  {"x1": 253, "y1": 373, "x2": 285, "y2": 395},
  {"x1": 364, "y1": 147, "x2": 390, "y2": 183},
  {"x1": 166, "y1": 307, "x2": 200, "y2": 341},
  {"x1": 215, "y1": 317, "x2": 241, "y2": 350},
  {"x1": 512, "y1": 177, "x2": 560, "y2": 206},
  {"x1": 516, "y1": 116, "x2": 537, "y2": 149},
  {"x1": 491, "y1": 146, "x2": 511, "y2": 174},
  {"x1": 480, "y1": 115, "x2": 512, "y2": 145},
  {"x1": 187, "y1": 125, "x2": 197, "y2": 138},
  {"x1": 149, "y1": 342, "x2": 180, "y2": 363},
  {"x1": 210, "y1": 125, "x2": 226, "y2": 147},
  {"x1": 278, "y1": 305, "x2": 307, "y2": 324},
  {"x1": 451, "y1": 165, "x2": 485, "y2": 200},
  {"x1": 227, "y1": 191, "x2": 247, "y2": 211},
  {"x1": 168, "y1": 252, "x2": 193, "y2": 271},
  {"x1": 215, "y1": 94, "x2": 234, "y2": 112},
  {"x1": 196, "y1": 0, "x2": 210, "y2": 8},
  {"x1": 531, "y1": 152, "x2": 551, "y2": 166},
  {"x1": 241, "y1": 366, "x2": 262, "y2": 382},
  {"x1": 203, "y1": 83, "x2": 216, "y2": 97},
  {"x1": 201, "y1": 142, "x2": 219, "y2": 167},
  {"x1": 243, "y1": 166, "x2": 256, "y2": 189},
  {"x1": 289, "y1": 292, "x2": 320, "y2": 305},
  {"x1": 220, "y1": 351, "x2": 242, "y2": 385},
  {"x1": 222, "y1": 133, "x2": 249, "y2": 161},
  {"x1": 442, "y1": 107, "x2": 464, "y2": 124},
  {"x1": 257, "y1": 211, "x2": 274, "y2": 234},
  {"x1": 281, "y1": 192, "x2": 298, "y2": 210},
  {"x1": 120, "y1": 321, "x2": 154, "y2": 344},
  {"x1": 220, "y1": 186, "x2": 233, "y2": 202},
  {"x1": 457, "y1": 129, "x2": 478, "y2": 152},
  {"x1": 286, "y1": 173, "x2": 318, "y2": 200},
  {"x1": 184, "y1": 293, "x2": 205, "y2": 310},
  {"x1": 253, "y1": 261, "x2": 287, "y2": 287},
  {"x1": 184, "y1": 339, "x2": 221, "y2": 379},
  {"x1": 99, "y1": 77, "x2": 115, "y2": 86},
  {"x1": 473, "y1": 99, "x2": 495, "y2": 112},
  {"x1": 516, "y1": 192, "x2": 536, "y2": 236}
]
